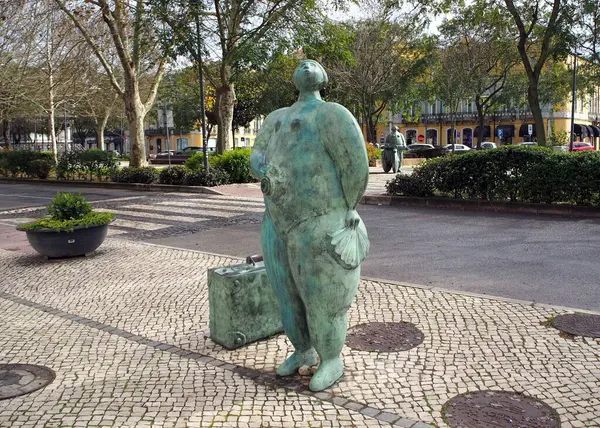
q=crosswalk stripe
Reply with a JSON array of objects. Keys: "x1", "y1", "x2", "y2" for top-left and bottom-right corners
[
  {"x1": 170, "y1": 193, "x2": 263, "y2": 203},
  {"x1": 95, "y1": 208, "x2": 201, "y2": 223},
  {"x1": 155, "y1": 201, "x2": 264, "y2": 213},
  {"x1": 0, "y1": 218, "x2": 37, "y2": 226},
  {"x1": 123, "y1": 204, "x2": 241, "y2": 218},
  {"x1": 197, "y1": 198, "x2": 264, "y2": 208},
  {"x1": 111, "y1": 218, "x2": 171, "y2": 231}
]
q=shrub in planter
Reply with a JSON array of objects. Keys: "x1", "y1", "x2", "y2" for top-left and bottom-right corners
[
  {"x1": 185, "y1": 167, "x2": 229, "y2": 187},
  {"x1": 111, "y1": 166, "x2": 159, "y2": 184},
  {"x1": 210, "y1": 148, "x2": 254, "y2": 183},
  {"x1": 159, "y1": 166, "x2": 189, "y2": 185},
  {"x1": 17, "y1": 192, "x2": 115, "y2": 258}
]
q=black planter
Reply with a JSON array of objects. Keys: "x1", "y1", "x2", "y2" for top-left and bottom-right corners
[{"x1": 23, "y1": 223, "x2": 110, "y2": 259}]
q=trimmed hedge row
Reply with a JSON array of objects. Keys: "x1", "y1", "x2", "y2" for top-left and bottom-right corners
[
  {"x1": 386, "y1": 146, "x2": 600, "y2": 206},
  {"x1": 57, "y1": 149, "x2": 119, "y2": 181},
  {"x1": 0, "y1": 148, "x2": 256, "y2": 188},
  {"x1": 0, "y1": 151, "x2": 55, "y2": 179}
]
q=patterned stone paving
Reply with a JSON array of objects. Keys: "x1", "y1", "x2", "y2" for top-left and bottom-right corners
[{"x1": 1, "y1": 239, "x2": 599, "y2": 427}]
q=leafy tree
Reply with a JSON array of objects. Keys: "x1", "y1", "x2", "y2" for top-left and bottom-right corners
[
  {"x1": 500, "y1": 0, "x2": 575, "y2": 145},
  {"x1": 54, "y1": 0, "x2": 171, "y2": 166},
  {"x1": 440, "y1": 2, "x2": 521, "y2": 147},
  {"x1": 432, "y1": 46, "x2": 470, "y2": 150},
  {"x1": 327, "y1": 17, "x2": 434, "y2": 143},
  {"x1": 152, "y1": 0, "x2": 320, "y2": 154}
]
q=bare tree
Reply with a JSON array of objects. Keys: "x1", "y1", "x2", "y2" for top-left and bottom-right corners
[
  {"x1": 54, "y1": 0, "x2": 170, "y2": 166},
  {"x1": 329, "y1": 17, "x2": 432, "y2": 143}
]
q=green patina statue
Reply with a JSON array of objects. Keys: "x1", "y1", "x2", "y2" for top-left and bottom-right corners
[
  {"x1": 249, "y1": 60, "x2": 370, "y2": 391},
  {"x1": 382, "y1": 126, "x2": 406, "y2": 173}
]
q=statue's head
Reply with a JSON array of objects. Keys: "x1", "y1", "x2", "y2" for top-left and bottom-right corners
[
  {"x1": 293, "y1": 60, "x2": 328, "y2": 92},
  {"x1": 391, "y1": 126, "x2": 398, "y2": 132}
]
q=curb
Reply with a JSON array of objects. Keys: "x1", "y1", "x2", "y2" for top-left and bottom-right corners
[
  {"x1": 361, "y1": 194, "x2": 600, "y2": 218},
  {"x1": 0, "y1": 177, "x2": 224, "y2": 196},
  {"x1": 134, "y1": 240, "x2": 600, "y2": 315}
]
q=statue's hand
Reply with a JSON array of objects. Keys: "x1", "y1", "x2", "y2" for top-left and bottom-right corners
[{"x1": 344, "y1": 210, "x2": 360, "y2": 229}]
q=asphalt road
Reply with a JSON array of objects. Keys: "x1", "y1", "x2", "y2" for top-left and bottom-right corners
[
  {"x1": 153, "y1": 203, "x2": 600, "y2": 312},
  {"x1": 0, "y1": 183, "x2": 147, "y2": 211},
  {"x1": 2, "y1": 182, "x2": 599, "y2": 311}
]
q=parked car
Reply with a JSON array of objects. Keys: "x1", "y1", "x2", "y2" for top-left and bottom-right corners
[
  {"x1": 569, "y1": 142, "x2": 595, "y2": 152},
  {"x1": 552, "y1": 145, "x2": 568, "y2": 152},
  {"x1": 517, "y1": 142, "x2": 538, "y2": 146},
  {"x1": 479, "y1": 142, "x2": 497, "y2": 150},
  {"x1": 406, "y1": 143, "x2": 435, "y2": 153},
  {"x1": 157, "y1": 150, "x2": 176, "y2": 156},
  {"x1": 444, "y1": 144, "x2": 471, "y2": 153},
  {"x1": 178, "y1": 146, "x2": 203, "y2": 154}
]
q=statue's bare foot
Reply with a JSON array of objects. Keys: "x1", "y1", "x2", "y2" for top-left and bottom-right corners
[
  {"x1": 309, "y1": 358, "x2": 343, "y2": 391},
  {"x1": 276, "y1": 349, "x2": 318, "y2": 377}
]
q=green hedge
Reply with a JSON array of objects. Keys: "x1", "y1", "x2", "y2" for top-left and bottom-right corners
[
  {"x1": 0, "y1": 151, "x2": 55, "y2": 178},
  {"x1": 57, "y1": 149, "x2": 118, "y2": 181},
  {"x1": 386, "y1": 146, "x2": 600, "y2": 206},
  {"x1": 210, "y1": 148, "x2": 254, "y2": 183},
  {"x1": 111, "y1": 166, "x2": 159, "y2": 184}
]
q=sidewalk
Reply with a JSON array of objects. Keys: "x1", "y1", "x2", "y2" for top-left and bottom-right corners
[
  {"x1": 212, "y1": 168, "x2": 408, "y2": 198},
  {"x1": 1, "y1": 238, "x2": 598, "y2": 427}
]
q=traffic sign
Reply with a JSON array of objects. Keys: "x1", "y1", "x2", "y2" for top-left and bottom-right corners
[
  {"x1": 528, "y1": 124, "x2": 533, "y2": 135},
  {"x1": 498, "y1": 128, "x2": 503, "y2": 138}
]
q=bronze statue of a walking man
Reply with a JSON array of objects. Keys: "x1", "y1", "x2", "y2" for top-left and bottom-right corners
[{"x1": 250, "y1": 60, "x2": 370, "y2": 391}]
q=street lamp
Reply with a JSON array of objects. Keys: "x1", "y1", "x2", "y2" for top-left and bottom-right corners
[{"x1": 570, "y1": 50, "x2": 578, "y2": 151}]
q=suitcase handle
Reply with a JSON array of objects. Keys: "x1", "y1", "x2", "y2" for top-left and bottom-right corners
[{"x1": 246, "y1": 254, "x2": 264, "y2": 266}]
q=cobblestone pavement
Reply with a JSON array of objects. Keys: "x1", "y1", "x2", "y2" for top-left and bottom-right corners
[{"x1": 1, "y1": 239, "x2": 599, "y2": 427}]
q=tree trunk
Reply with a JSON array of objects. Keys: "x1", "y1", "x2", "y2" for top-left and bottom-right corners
[
  {"x1": 96, "y1": 126, "x2": 105, "y2": 151},
  {"x1": 216, "y1": 83, "x2": 235, "y2": 154},
  {"x1": 96, "y1": 109, "x2": 110, "y2": 151},
  {"x1": 475, "y1": 99, "x2": 485, "y2": 149},
  {"x1": 48, "y1": 90, "x2": 57, "y2": 163},
  {"x1": 124, "y1": 86, "x2": 147, "y2": 167},
  {"x1": 527, "y1": 81, "x2": 546, "y2": 146}
]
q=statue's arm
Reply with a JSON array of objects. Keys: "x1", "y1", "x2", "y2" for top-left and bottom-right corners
[
  {"x1": 318, "y1": 102, "x2": 369, "y2": 212},
  {"x1": 249, "y1": 108, "x2": 286, "y2": 179}
]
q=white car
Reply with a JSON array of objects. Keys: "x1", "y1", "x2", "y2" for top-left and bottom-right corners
[
  {"x1": 480, "y1": 142, "x2": 497, "y2": 150},
  {"x1": 444, "y1": 144, "x2": 471, "y2": 153}
]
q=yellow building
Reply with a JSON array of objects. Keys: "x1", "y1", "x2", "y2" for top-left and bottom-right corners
[
  {"x1": 144, "y1": 119, "x2": 263, "y2": 157},
  {"x1": 366, "y1": 55, "x2": 600, "y2": 148}
]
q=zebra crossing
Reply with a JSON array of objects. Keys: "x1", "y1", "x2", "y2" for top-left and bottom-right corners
[{"x1": 0, "y1": 194, "x2": 266, "y2": 238}]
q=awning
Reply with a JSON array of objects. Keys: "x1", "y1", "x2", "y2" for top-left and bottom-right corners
[
  {"x1": 495, "y1": 125, "x2": 515, "y2": 138},
  {"x1": 574, "y1": 124, "x2": 589, "y2": 138},
  {"x1": 519, "y1": 123, "x2": 536, "y2": 137},
  {"x1": 586, "y1": 125, "x2": 596, "y2": 138},
  {"x1": 589, "y1": 125, "x2": 600, "y2": 137},
  {"x1": 473, "y1": 125, "x2": 490, "y2": 139}
]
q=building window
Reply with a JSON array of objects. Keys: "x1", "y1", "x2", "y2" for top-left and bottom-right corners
[
  {"x1": 176, "y1": 138, "x2": 188, "y2": 151},
  {"x1": 462, "y1": 128, "x2": 473, "y2": 147},
  {"x1": 406, "y1": 129, "x2": 417, "y2": 145}
]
